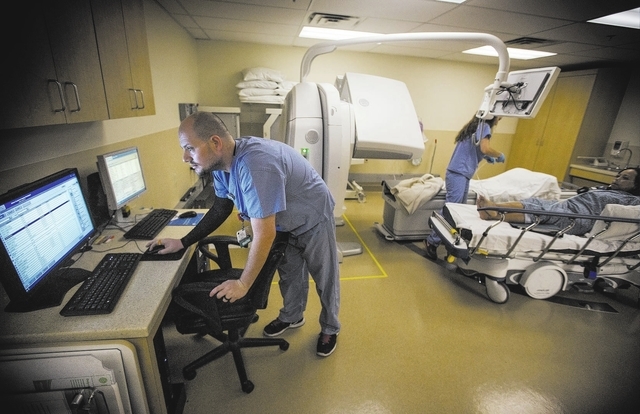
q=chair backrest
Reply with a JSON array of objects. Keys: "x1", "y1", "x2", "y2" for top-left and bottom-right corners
[{"x1": 247, "y1": 231, "x2": 289, "y2": 309}]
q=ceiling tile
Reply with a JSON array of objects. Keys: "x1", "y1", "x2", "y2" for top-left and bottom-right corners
[
  {"x1": 309, "y1": 0, "x2": 454, "y2": 22},
  {"x1": 193, "y1": 16, "x2": 300, "y2": 36},
  {"x1": 466, "y1": 0, "x2": 640, "y2": 21},
  {"x1": 429, "y1": 6, "x2": 571, "y2": 36}
]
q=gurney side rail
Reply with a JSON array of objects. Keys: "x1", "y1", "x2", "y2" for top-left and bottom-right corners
[{"x1": 478, "y1": 207, "x2": 640, "y2": 268}]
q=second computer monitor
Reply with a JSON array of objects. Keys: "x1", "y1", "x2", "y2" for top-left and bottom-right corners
[{"x1": 97, "y1": 147, "x2": 147, "y2": 214}]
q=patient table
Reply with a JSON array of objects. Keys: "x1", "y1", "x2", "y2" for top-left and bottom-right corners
[{"x1": 429, "y1": 203, "x2": 640, "y2": 304}]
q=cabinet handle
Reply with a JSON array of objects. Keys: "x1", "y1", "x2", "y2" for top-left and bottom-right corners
[
  {"x1": 129, "y1": 88, "x2": 138, "y2": 110},
  {"x1": 48, "y1": 79, "x2": 66, "y2": 113},
  {"x1": 65, "y1": 82, "x2": 82, "y2": 113},
  {"x1": 135, "y1": 89, "x2": 145, "y2": 110}
]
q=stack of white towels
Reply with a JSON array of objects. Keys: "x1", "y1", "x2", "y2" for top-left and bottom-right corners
[{"x1": 236, "y1": 67, "x2": 297, "y2": 105}]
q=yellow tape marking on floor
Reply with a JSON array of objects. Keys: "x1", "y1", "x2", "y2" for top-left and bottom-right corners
[{"x1": 341, "y1": 214, "x2": 387, "y2": 280}]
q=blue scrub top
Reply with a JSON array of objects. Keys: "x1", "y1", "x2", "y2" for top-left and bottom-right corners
[
  {"x1": 213, "y1": 137, "x2": 335, "y2": 236},
  {"x1": 446, "y1": 122, "x2": 491, "y2": 179}
]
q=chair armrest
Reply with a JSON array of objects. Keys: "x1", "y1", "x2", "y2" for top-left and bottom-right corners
[{"x1": 198, "y1": 235, "x2": 241, "y2": 269}]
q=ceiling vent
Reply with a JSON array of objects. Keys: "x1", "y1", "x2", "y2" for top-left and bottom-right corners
[
  {"x1": 506, "y1": 37, "x2": 558, "y2": 46},
  {"x1": 308, "y1": 13, "x2": 362, "y2": 28}
]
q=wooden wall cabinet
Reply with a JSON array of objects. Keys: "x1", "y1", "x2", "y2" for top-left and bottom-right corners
[
  {"x1": 91, "y1": 0, "x2": 155, "y2": 119},
  {"x1": 0, "y1": 0, "x2": 154, "y2": 130},
  {"x1": 1, "y1": 0, "x2": 109, "y2": 130},
  {"x1": 505, "y1": 68, "x2": 630, "y2": 182}
]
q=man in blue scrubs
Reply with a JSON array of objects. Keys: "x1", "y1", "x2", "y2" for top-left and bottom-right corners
[{"x1": 152, "y1": 112, "x2": 340, "y2": 356}]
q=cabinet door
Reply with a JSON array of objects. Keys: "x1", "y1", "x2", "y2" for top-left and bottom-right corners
[
  {"x1": 533, "y1": 73, "x2": 596, "y2": 180},
  {"x1": 122, "y1": 0, "x2": 156, "y2": 116},
  {"x1": 0, "y1": 7, "x2": 66, "y2": 129},
  {"x1": 504, "y1": 82, "x2": 557, "y2": 172},
  {"x1": 92, "y1": 0, "x2": 137, "y2": 119},
  {"x1": 92, "y1": 0, "x2": 155, "y2": 119},
  {"x1": 45, "y1": 0, "x2": 109, "y2": 124}
]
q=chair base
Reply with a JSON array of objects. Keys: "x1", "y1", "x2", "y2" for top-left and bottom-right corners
[{"x1": 183, "y1": 329, "x2": 289, "y2": 393}]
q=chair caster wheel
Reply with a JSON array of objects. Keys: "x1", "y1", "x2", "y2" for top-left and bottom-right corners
[
  {"x1": 280, "y1": 341, "x2": 290, "y2": 351},
  {"x1": 242, "y1": 380, "x2": 255, "y2": 393},
  {"x1": 183, "y1": 368, "x2": 197, "y2": 381}
]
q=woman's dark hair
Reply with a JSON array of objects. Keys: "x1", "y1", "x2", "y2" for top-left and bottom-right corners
[
  {"x1": 628, "y1": 167, "x2": 640, "y2": 196},
  {"x1": 454, "y1": 115, "x2": 499, "y2": 143}
]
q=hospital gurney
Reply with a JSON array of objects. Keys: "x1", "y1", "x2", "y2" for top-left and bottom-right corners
[{"x1": 429, "y1": 203, "x2": 640, "y2": 304}]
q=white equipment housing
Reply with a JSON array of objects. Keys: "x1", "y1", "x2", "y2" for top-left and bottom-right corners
[{"x1": 282, "y1": 73, "x2": 424, "y2": 219}]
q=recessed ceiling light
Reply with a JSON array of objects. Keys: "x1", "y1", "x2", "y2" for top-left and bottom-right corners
[
  {"x1": 463, "y1": 46, "x2": 556, "y2": 60},
  {"x1": 588, "y1": 7, "x2": 640, "y2": 29},
  {"x1": 299, "y1": 26, "x2": 381, "y2": 40},
  {"x1": 436, "y1": 0, "x2": 467, "y2": 3}
]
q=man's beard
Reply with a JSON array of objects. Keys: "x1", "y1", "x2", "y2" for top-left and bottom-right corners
[{"x1": 192, "y1": 159, "x2": 222, "y2": 177}]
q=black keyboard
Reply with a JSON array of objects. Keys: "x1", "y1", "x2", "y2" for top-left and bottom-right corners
[
  {"x1": 123, "y1": 208, "x2": 177, "y2": 240},
  {"x1": 60, "y1": 253, "x2": 142, "y2": 316}
]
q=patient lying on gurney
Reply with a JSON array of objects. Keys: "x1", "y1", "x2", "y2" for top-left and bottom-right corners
[{"x1": 477, "y1": 167, "x2": 640, "y2": 236}]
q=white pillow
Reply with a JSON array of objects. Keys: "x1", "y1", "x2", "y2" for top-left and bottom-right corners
[
  {"x1": 242, "y1": 67, "x2": 285, "y2": 82},
  {"x1": 236, "y1": 80, "x2": 279, "y2": 89},
  {"x1": 238, "y1": 88, "x2": 279, "y2": 97},
  {"x1": 589, "y1": 204, "x2": 640, "y2": 240}
]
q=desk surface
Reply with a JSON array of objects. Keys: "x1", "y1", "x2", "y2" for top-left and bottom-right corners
[{"x1": 0, "y1": 211, "x2": 202, "y2": 347}]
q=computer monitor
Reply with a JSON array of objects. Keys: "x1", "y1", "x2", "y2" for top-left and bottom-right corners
[
  {"x1": 96, "y1": 147, "x2": 147, "y2": 221},
  {"x1": 0, "y1": 168, "x2": 96, "y2": 312},
  {"x1": 489, "y1": 66, "x2": 560, "y2": 118}
]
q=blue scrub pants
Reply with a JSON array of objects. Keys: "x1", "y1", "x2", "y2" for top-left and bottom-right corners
[
  {"x1": 276, "y1": 217, "x2": 341, "y2": 335},
  {"x1": 426, "y1": 171, "x2": 470, "y2": 246}
]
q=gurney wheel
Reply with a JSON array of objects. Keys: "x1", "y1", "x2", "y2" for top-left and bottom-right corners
[{"x1": 485, "y1": 278, "x2": 510, "y2": 304}]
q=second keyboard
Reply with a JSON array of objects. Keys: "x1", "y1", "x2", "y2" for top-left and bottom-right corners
[{"x1": 123, "y1": 208, "x2": 178, "y2": 240}]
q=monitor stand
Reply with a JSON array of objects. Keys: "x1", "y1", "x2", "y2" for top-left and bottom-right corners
[{"x1": 4, "y1": 268, "x2": 91, "y2": 313}]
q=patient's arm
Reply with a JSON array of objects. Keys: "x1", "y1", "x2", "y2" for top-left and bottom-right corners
[{"x1": 476, "y1": 195, "x2": 526, "y2": 222}]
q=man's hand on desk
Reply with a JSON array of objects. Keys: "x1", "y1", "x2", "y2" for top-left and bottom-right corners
[{"x1": 145, "y1": 238, "x2": 184, "y2": 254}]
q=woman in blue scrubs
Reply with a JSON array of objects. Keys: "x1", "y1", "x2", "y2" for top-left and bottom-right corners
[{"x1": 425, "y1": 114, "x2": 504, "y2": 260}]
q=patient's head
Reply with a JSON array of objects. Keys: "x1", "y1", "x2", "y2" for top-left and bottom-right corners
[{"x1": 610, "y1": 168, "x2": 640, "y2": 195}]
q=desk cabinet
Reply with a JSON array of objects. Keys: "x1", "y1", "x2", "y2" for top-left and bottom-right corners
[
  {"x1": 505, "y1": 68, "x2": 629, "y2": 182},
  {"x1": 0, "y1": 0, "x2": 109, "y2": 129}
]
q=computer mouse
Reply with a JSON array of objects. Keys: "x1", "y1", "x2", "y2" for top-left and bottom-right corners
[
  {"x1": 145, "y1": 244, "x2": 164, "y2": 254},
  {"x1": 179, "y1": 210, "x2": 197, "y2": 219}
]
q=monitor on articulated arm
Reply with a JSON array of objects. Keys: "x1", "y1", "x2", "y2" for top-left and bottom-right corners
[{"x1": 489, "y1": 66, "x2": 561, "y2": 119}]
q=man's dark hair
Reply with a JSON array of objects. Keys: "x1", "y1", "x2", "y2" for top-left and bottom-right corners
[{"x1": 190, "y1": 111, "x2": 230, "y2": 140}]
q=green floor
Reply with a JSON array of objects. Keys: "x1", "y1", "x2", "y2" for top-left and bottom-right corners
[{"x1": 164, "y1": 190, "x2": 640, "y2": 414}]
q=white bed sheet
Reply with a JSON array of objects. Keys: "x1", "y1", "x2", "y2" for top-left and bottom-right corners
[
  {"x1": 468, "y1": 168, "x2": 561, "y2": 202},
  {"x1": 445, "y1": 203, "x2": 640, "y2": 256}
]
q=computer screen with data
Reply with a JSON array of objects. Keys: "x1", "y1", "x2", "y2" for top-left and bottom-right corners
[
  {"x1": 0, "y1": 168, "x2": 96, "y2": 312},
  {"x1": 97, "y1": 147, "x2": 147, "y2": 212}
]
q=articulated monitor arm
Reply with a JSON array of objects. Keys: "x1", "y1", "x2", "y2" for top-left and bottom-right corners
[{"x1": 299, "y1": 32, "x2": 511, "y2": 120}]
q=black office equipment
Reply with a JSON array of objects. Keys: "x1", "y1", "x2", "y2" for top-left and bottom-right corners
[
  {"x1": 172, "y1": 232, "x2": 290, "y2": 393},
  {"x1": 123, "y1": 208, "x2": 178, "y2": 240},
  {"x1": 0, "y1": 168, "x2": 97, "y2": 312},
  {"x1": 60, "y1": 253, "x2": 142, "y2": 316}
]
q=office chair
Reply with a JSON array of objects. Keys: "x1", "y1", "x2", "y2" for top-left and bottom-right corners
[{"x1": 172, "y1": 232, "x2": 290, "y2": 394}]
